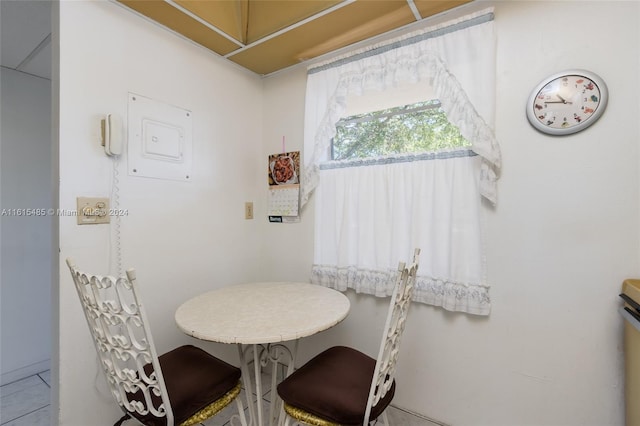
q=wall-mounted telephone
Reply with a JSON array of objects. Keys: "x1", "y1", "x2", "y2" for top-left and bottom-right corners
[{"x1": 101, "y1": 114, "x2": 122, "y2": 156}]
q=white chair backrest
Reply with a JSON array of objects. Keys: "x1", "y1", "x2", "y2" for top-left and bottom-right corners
[
  {"x1": 364, "y1": 248, "x2": 420, "y2": 424},
  {"x1": 66, "y1": 259, "x2": 174, "y2": 425}
]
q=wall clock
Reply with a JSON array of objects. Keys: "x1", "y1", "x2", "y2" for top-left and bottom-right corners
[{"x1": 526, "y1": 69, "x2": 608, "y2": 135}]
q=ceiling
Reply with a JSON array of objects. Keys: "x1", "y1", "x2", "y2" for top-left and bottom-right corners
[
  {"x1": 0, "y1": 0, "x2": 473, "y2": 81},
  {"x1": 116, "y1": 0, "x2": 473, "y2": 76},
  {"x1": 0, "y1": 0, "x2": 52, "y2": 80}
]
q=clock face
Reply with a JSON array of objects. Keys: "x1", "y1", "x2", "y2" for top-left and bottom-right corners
[{"x1": 526, "y1": 70, "x2": 608, "y2": 135}]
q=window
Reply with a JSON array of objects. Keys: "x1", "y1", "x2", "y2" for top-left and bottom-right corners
[{"x1": 332, "y1": 100, "x2": 470, "y2": 161}]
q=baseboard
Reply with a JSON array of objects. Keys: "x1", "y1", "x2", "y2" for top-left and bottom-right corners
[{"x1": 1, "y1": 359, "x2": 51, "y2": 386}]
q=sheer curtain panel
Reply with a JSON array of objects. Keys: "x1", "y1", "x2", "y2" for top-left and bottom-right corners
[{"x1": 306, "y1": 9, "x2": 499, "y2": 315}]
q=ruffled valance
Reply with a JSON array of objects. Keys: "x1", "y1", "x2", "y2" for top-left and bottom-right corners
[{"x1": 301, "y1": 8, "x2": 500, "y2": 208}]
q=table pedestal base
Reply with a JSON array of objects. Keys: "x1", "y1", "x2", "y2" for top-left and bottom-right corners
[{"x1": 236, "y1": 342, "x2": 298, "y2": 426}]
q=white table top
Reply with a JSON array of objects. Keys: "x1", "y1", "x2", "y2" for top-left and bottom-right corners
[{"x1": 175, "y1": 282, "x2": 351, "y2": 345}]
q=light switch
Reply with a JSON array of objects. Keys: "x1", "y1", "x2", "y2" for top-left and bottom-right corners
[{"x1": 245, "y1": 202, "x2": 254, "y2": 220}]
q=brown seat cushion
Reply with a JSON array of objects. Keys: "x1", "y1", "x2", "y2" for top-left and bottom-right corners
[
  {"x1": 277, "y1": 346, "x2": 395, "y2": 425},
  {"x1": 128, "y1": 345, "x2": 241, "y2": 426}
]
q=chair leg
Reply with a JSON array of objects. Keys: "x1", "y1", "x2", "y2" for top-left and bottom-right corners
[
  {"x1": 233, "y1": 398, "x2": 248, "y2": 426},
  {"x1": 277, "y1": 403, "x2": 287, "y2": 426},
  {"x1": 380, "y1": 410, "x2": 390, "y2": 426}
]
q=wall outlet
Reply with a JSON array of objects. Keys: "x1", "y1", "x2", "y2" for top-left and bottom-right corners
[
  {"x1": 245, "y1": 202, "x2": 254, "y2": 220},
  {"x1": 77, "y1": 197, "x2": 110, "y2": 225}
]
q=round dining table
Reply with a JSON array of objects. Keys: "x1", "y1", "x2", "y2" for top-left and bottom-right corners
[{"x1": 175, "y1": 282, "x2": 350, "y2": 426}]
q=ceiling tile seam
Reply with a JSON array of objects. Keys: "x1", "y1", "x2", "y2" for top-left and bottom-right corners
[
  {"x1": 164, "y1": 0, "x2": 245, "y2": 48},
  {"x1": 262, "y1": 3, "x2": 473, "y2": 78},
  {"x1": 16, "y1": 33, "x2": 51, "y2": 72},
  {"x1": 224, "y1": 0, "x2": 357, "y2": 59},
  {"x1": 1, "y1": 65, "x2": 51, "y2": 81},
  {"x1": 406, "y1": 0, "x2": 422, "y2": 20},
  {"x1": 108, "y1": 0, "x2": 260, "y2": 77}
]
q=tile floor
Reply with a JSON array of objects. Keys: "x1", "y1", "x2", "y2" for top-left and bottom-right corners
[
  {"x1": 0, "y1": 369, "x2": 445, "y2": 426},
  {"x1": 0, "y1": 370, "x2": 51, "y2": 426}
]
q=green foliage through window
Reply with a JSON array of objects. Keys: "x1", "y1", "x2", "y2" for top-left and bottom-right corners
[{"x1": 332, "y1": 100, "x2": 470, "y2": 161}]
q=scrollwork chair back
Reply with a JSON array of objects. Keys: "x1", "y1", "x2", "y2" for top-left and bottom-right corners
[
  {"x1": 66, "y1": 259, "x2": 247, "y2": 426},
  {"x1": 67, "y1": 259, "x2": 174, "y2": 424},
  {"x1": 364, "y1": 248, "x2": 420, "y2": 424},
  {"x1": 277, "y1": 248, "x2": 420, "y2": 426}
]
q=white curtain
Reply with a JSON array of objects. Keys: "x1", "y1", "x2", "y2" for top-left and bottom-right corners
[
  {"x1": 311, "y1": 151, "x2": 489, "y2": 315},
  {"x1": 305, "y1": 9, "x2": 499, "y2": 315},
  {"x1": 302, "y1": 8, "x2": 500, "y2": 207}
]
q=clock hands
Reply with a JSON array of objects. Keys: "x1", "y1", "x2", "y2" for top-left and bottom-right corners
[{"x1": 545, "y1": 94, "x2": 572, "y2": 105}]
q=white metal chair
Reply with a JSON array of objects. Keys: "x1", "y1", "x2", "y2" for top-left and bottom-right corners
[
  {"x1": 66, "y1": 258, "x2": 247, "y2": 426},
  {"x1": 277, "y1": 249, "x2": 420, "y2": 426}
]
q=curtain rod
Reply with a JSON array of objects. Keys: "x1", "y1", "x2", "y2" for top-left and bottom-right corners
[{"x1": 308, "y1": 11, "x2": 494, "y2": 75}]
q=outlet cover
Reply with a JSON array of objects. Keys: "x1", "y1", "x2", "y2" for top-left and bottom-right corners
[{"x1": 77, "y1": 197, "x2": 110, "y2": 225}]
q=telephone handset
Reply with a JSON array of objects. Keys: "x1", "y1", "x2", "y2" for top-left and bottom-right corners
[{"x1": 101, "y1": 114, "x2": 122, "y2": 156}]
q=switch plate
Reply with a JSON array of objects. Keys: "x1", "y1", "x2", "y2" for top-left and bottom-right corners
[
  {"x1": 245, "y1": 202, "x2": 254, "y2": 220},
  {"x1": 77, "y1": 197, "x2": 110, "y2": 225}
]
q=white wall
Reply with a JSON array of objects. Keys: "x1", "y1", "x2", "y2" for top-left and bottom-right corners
[
  {"x1": 57, "y1": 1, "x2": 640, "y2": 425},
  {"x1": 0, "y1": 67, "x2": 52, "y2": 385},
  {"x1": 261, "y1": 1, "x2": 639, "y2": 425},
  {"x1": 57, "y1": 1, "x2": 264, "y2": 424}
]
